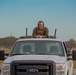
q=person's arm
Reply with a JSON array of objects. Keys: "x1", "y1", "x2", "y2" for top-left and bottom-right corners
[
  {"x1": 42, "y1": 27, "x2": 49, "y2": 38},
  {"x1": 32, "y1": 27, "x2": 37, "y2": 38}
]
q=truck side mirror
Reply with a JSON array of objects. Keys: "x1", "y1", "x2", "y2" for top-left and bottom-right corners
[
  {"x1": 0, "y1": 50, "x2": 9, "y2": 60},
  {"x1": 72, "y1": 50, "x2": 76, "y2": 60},
  {"x1": 0, "y1": 50, "x2": 5, "y2": 60}
]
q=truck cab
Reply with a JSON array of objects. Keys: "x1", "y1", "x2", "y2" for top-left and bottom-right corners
[{"x1": 0, "y1": 38, "x2": 76, "y2": 75}]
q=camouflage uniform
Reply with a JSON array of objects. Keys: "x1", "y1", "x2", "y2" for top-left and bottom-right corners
[{"x1": 32, "y1": 27, "x2": 49, "y2": 38}]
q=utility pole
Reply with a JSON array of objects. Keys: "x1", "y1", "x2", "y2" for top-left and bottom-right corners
[{"x1": 10, "y1": 30, "x2": 12, "y2": 37}]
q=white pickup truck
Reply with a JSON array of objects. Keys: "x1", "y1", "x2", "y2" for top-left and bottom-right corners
[{"x1": 0, "y1": 38, "x2": 76, "y2": 75}]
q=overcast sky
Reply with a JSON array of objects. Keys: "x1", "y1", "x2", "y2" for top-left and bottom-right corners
[{"x1": 0, "y1": 0, "x2": 76, "y2": 41}]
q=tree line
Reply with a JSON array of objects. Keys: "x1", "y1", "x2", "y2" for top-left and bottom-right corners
[
  {"x1": 65, "y1": 39, "x2": 76, "y2": 48},
  {"x1": 0, "y1": 36, "x2": 18, "y2": 48},
  {"x1": 0, "y1": 36, "x2": 76, "y2": 49}
]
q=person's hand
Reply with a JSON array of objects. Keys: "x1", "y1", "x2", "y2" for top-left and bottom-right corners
[
  {"x1": 39, "y1": 35, "x2": 42, "y2": 38},
  {"x1": 36, "y1": 35, "x2": 39, "y2": 38},
  {"x1": 36, "y1": 35, "x2": 42, "y2": 38}
]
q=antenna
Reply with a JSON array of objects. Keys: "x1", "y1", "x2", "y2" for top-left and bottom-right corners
[
  {"x1": 26, "y1": 28, "x2": 28, "y2": 36},
  {"x1": 54, "y1": 29, "x2": 57, "y2": 38}
]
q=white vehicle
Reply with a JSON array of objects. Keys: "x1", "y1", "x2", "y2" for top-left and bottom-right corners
[{"x1": 0, "y1": 38, "x2": 76, "y2": 75}]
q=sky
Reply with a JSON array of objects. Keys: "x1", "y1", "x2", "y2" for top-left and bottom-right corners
[{"x1": 0, "y1": 0, "x2": 76, "y2": 41}]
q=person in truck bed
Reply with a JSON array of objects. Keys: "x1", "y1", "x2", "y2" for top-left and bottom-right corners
[{"x1": 32, "y1": 21, "x2": 49, "y2": 38}]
